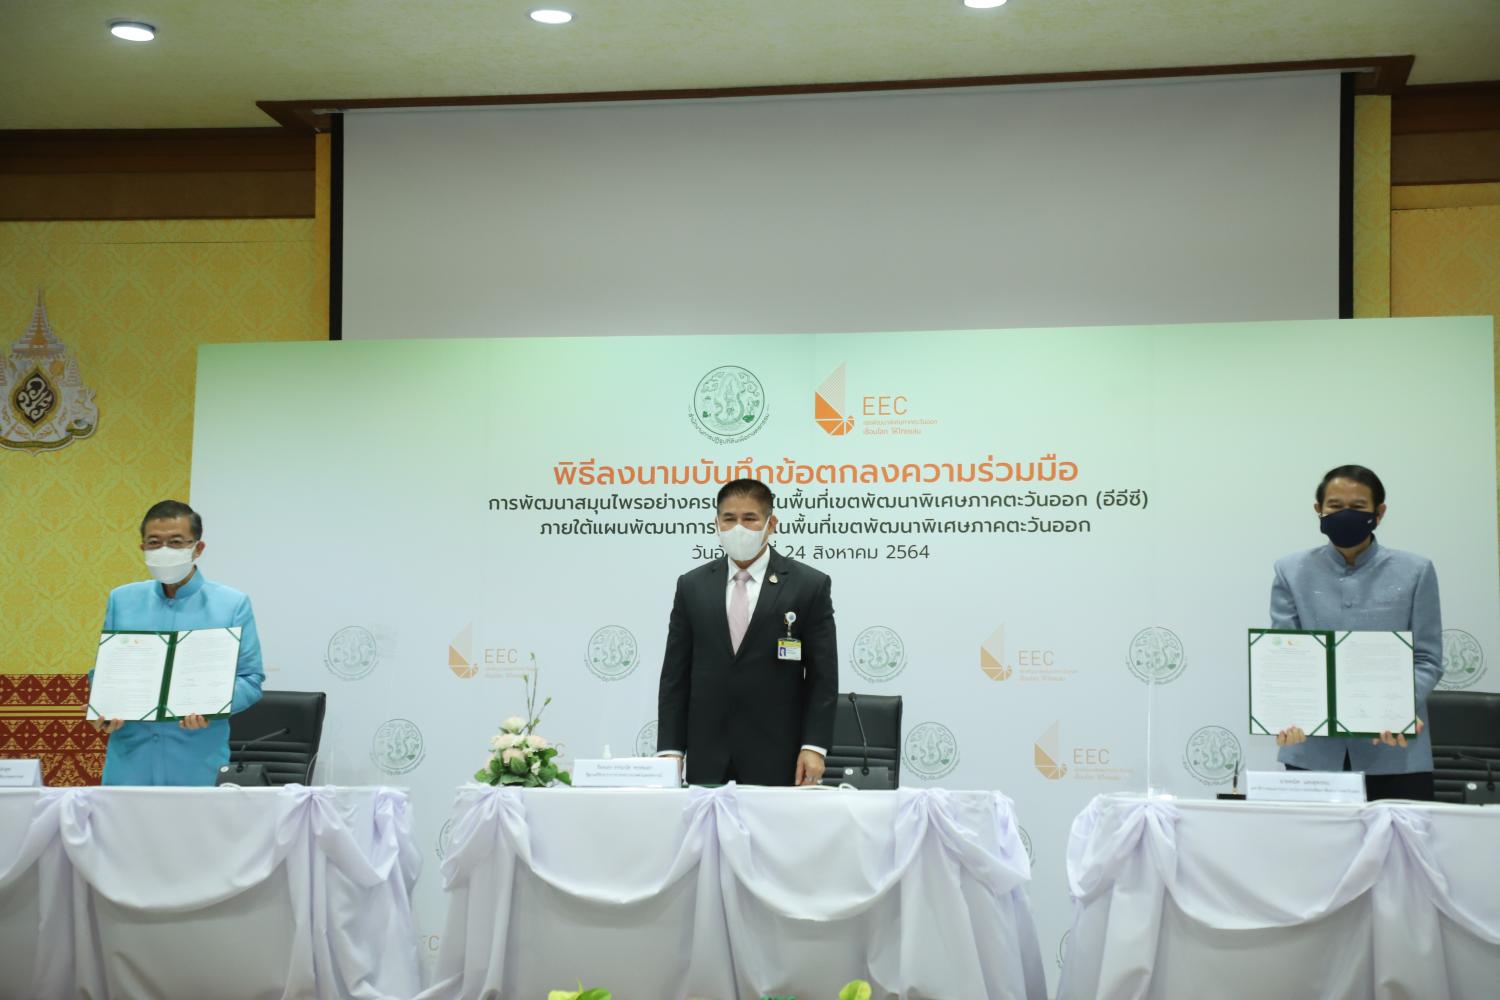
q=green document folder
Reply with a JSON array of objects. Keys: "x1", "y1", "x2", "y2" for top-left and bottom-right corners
[
  {"x1": 1248, "y1": 628, "x2": 1417, "y2": 740},
  {"x1": 88, "y1": 628, "x2": 239, "y2": 722}
]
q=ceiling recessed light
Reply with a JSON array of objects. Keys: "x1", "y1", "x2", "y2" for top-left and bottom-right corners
[
  {"x1": 109, "y1": 20, "x2": 156, "y2": 42},
  {"x1": 964, "y1": 0, "x2": 1009, "y2": 8},
  {"x1": 529, "y1": 9, "x2": 574, "y2": 24}
]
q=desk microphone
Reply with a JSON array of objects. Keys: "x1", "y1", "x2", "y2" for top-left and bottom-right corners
[
  {"x1": 848, "y1": 693, "x2": 872, "y2": 777},
  {"x1": 1455, "y1": 752, "x2": 1497, "y2": 791},
  {"x1": 230, "y1": 726, "x2": 290, "y2": 751},
  {"x1": 216, "y1": 727, "x2": 290, "y2": 787}
]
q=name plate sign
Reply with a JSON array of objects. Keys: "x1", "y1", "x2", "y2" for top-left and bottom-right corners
[
  {"x1": 572, "y1": 757, "x2": 681, "y2": 788},
  {"x1": 0, "y1": 759, "x2": 43, "y2": 787},
  {"x1": 1245, "y1": 769, "x2": 1366, "y2": 804}
]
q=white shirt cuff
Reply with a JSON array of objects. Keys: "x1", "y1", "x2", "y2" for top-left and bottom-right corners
[{"x1": 801, "y1": 745, "x2": 826, "y2": 757}]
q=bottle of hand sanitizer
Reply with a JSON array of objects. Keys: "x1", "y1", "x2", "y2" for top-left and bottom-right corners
[{"x1": 602, "y1": 744, "x2": 612, "y2": 761}]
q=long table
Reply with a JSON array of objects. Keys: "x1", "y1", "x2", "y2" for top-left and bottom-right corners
[
  {"x1": 0, "y1": 785, "x2": 422, "y2": 1000},
  {"x1": 1059, "y1": 792, "x2": 1500, "y2": 1000},
  {"x1": 420, "y1": 784, "x2": 1047, "y2": 1000}
]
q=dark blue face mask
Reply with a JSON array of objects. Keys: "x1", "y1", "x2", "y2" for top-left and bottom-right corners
[{"x1": 1320, "y1": 507, "x2": 1377, "y2": 548}]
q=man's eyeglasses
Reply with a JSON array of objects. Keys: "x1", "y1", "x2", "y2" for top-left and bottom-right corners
[{"x1": 142, "y1": 538, "x2": 199, "y2": 550}]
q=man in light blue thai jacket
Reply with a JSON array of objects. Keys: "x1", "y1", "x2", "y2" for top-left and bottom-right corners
[
  {"x1": 1270, "y1": 465, "x2": 1442, "y2": 801},
  {"x1": 92, "y1": 500, "x2": 265, "y2": 785}
]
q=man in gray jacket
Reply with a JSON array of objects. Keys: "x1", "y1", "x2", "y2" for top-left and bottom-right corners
[{"x1": 1271, "y1": 464, "x2": 1442, "y2": 800}]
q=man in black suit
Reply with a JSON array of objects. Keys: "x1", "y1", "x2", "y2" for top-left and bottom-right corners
[{"x1": 657, "y1": 478, "x2": 838, "y2": 786}]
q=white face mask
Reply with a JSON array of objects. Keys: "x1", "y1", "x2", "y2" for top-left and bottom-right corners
[
  {"x1": 719, "y1": 523, "x2": 769, "y2": 563},
  {"x1": 144, "y1": 545, "x2": 197, "y2": 585}
]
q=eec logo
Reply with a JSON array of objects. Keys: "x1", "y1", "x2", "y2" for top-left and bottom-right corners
[
  {"x1": 370, "y1": 718, "x2": 425, "y2": 775},
  {"x1": 1440, "y1": 629, "x2": 1486, "y2": 690},
  {"x1": 1182, "y1": 725, "x2": 1242, "y2": 786},
  {"x1": 690, "y1": 366, "x2": 768, "y2": 444},
  {"x1": 815, "y1": 363, "x2": 854, "y2": 436},
  {"x1": 1127, "y1": 627, "x2": 1187, "y2": 684},
  {"x1": 903, "y1": 721, "x2": 959, "y2": 780},
  {"x1": 448, "y1": 623, "x2": 526, "y2": 679},
  {"x1": 325, "y1": 626, "x2": 378, "y2": 681},
  {"x1": 851, "y1": 626, "x2": 907, "y2": 682},
  {"x1": 980, "y1": 624, "x2": 1012, "y2": 681},
  {"x1": 586, "y1": 625, "x2": 640, "y2": 682},
  {"x1": 1034, "y1": 721, "x2": 1067, "y2": 780}
]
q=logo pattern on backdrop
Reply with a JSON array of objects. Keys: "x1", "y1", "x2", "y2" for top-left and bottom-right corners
[
  {"x1": 1018, "y1": 825, "x2": 1035, "y2": 866},
  {"x1": 586, "y1": 626, "x2": 640, "y2": 682},
  {"x1": 1034, "y1": 721, "x2": 1067, "y2": 780},
  {"x1": 1127, "y1": 627, "x2": 1187, "y2": 684},
  {"x1": 980, "y1": 624, "x2": 1013, "y2": 681},
  {"x1": 636, "y1": 720, "x2": 659, "y2": 757},
  {"x1": 1182, "y1": 725, "x2": 1242, "y2": 785},
  {"x1": 690, "y1": 366, "x2": 768, "y2": 444},
  {"x1": 435, "y1": 818, "x2": 455, "y2": 861},
  {"x1": 814, "y1": 363, "x2": 854, "y2": 437},
  {"x1": 1439, "y1": 629, "x2": 1486, "y2": 690},
  {"x1": 1, "y1": 292, "x2": 98, "y2": 453},
  {"x1": 903, "y1": 721, "x2": 959, "y2": 780},
  {"x1": 370, "y1": 719, "x2": 426, "y2": 775},
  {"x1": 325, "y1": 626, "x2": 379, "y2": 680},
  {"x1": 851, "y1": 626, "x2": 907, "y2": 682}
]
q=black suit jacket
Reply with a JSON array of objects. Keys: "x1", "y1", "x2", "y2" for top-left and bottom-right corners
[{"x1": 657, "y1": 547, "x2": 838, "y2": 786}]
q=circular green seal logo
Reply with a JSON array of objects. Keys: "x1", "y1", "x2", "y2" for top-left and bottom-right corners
[
  {"x1": 1127, "y1": 626, "x2": 1186, "y2": 684},
  {"x1": 325, "y1": 625, "x2": 378, "y2": 681},
  {"x1": 370, "y1": 718, "x2": 426, "y2": 775},
  {"x1": 435, "y1": 817, "x2": 454, "y2": 861},
  {"x1": 1440, "y1": 629, "x2": 1486, "y2": 690},
  {"x1": 1018, "y1": 825, "x2": 1035, "y2": 866},
  {"x1": 636, "y1": 719, "x2": 659, "y2": 757},
  {"x1": 903, "y1": 721, "x2": 959, "y2": 780},
  {"x1": 1182, "y1": 725, "x2": 1242, "y2": 786},
  {"x1": 586, "y1": 625, "x2": 639, "y2": 682},
  {"x1": 851, "y1": 626, "x2": 907, "y2": 683},
  {"x1": 690, "y1": 366, "x2": 768, "y2": 444}
]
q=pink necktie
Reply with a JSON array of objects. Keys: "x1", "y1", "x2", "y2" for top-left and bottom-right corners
[{"x1": 729, "y1": 569, "x2": 751, "y2": 653}]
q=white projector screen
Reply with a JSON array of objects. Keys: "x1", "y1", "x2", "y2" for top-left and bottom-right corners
[{"x1": 341, "y1": 72, "x2": 1344, "y2": 340}]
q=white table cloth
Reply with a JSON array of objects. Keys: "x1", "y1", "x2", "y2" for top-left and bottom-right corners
[
  {"x1": 1059, "y1": 792, "x2": 1500, "y2": 1000},
  {"x1": 421, "y1": 784, "x2": 1046, "y2": 1000},
  {"x1": 0, "y1": 785, "x2": 422, "y2": 1000}
]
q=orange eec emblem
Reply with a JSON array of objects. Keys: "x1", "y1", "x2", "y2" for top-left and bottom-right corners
[{"x1": 814, "y1": 363, "x2": 854, "y2": 436}]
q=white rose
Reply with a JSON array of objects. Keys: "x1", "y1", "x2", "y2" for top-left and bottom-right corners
[
  {"x1": 501, "y1": 716, "x2": 526, "y2": 734},
  {"x1": 525, "y1": 734, "x2": 549, "y2": 749},
  {"x1": 488, "y1": 734, "x2": 506, "y2": 751},
  {"x1": 496, "y1": 733, "x2": 522, "y2": 750},
  {"x1": 530, "y1": 759, "x2": 541, "y2": 774},
  {"x1": 501, "y1": 747, "x2": 525, "y2": 765}
]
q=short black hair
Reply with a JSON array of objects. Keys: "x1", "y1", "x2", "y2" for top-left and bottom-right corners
[
  {"x1": 716, "y1": 478, "x2": 774, "y2": 515},
  {"x1": 140, "y1": 500, "x2": 202, "y2": 539},
  {"x1": 1316, "y1": 465, "x2": 1385, "y2": 508}
]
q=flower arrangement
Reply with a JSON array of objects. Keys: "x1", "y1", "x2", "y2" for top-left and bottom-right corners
[
  {"x1": 474, "y1": 666, "x2": 571, "y2": 787},
  {"x1": 550, "y1": 981, "x2": 872, "y2": 1000}
]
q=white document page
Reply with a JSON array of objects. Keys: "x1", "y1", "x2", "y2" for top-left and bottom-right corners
[
  {"x1": 1249, "y1": 631, "x2": 1330, "y2": 735},
  {"x1": 90, "y1": 632, "x2": 169, "y2": 720},
  {"x1": 164, "y1": 628, "x2": 241, "y2": 718},
  {"x1": 1334, "y1": 631, "x2": 1416, "y2": 735}
]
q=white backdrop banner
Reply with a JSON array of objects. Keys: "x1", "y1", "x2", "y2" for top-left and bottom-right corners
[{"x1": 190, "y1": 316, "x2": 1498, "y2": 991}]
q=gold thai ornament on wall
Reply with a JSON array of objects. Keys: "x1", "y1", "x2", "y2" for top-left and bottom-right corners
[{"x1": 1, "y1": 291, "x2": 98, "y2": 453}]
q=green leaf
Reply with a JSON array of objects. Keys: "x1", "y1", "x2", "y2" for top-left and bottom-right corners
[
  {"x1": 555, "y1": 770, "x2": 572, "y2": 786},
  {"x1": 577, "y1": 990, "x2": 612, "y2": 1000},
  {"x1": 499, "y1": 773, "x2": 525, "y2": 785},
  {"x1": 473, "y1": 768, "x2": 492, "y2": 783},
  {"x1": 838, "y1": 981, "x2": 872, "y2": 1000},
  {"x1": 539, "y1": 764, "x2": 557, "y2": 783},
  {"x1": 509, "y1": 756, "x2": 529, "y2": 776}
]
